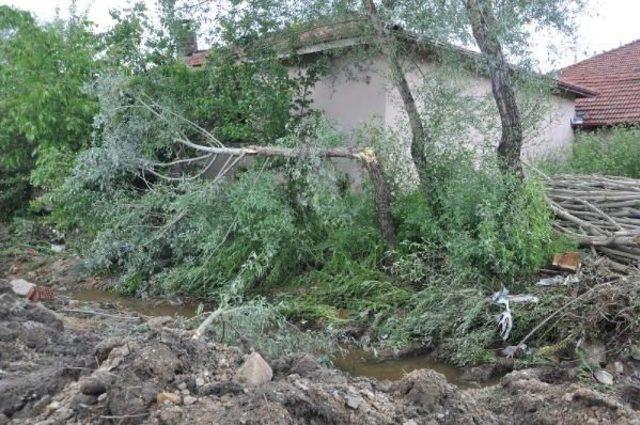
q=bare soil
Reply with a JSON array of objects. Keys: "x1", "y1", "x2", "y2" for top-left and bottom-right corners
[{"x1": 1, "y1": 253, "x2": 640, "y2": 424}]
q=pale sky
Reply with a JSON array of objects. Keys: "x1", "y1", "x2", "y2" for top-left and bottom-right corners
[{"x1": 1, "y1": 0, "x2": 638, "y2": 71}]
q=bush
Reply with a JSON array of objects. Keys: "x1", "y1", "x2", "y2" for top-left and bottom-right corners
[{"x1": 545, "y1": 126, "x2": 640, "y2": 178}]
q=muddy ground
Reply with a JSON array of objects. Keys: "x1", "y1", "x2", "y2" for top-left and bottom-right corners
[{"x1": 1, "y1": 256, "x2": 640, "y2": 424}]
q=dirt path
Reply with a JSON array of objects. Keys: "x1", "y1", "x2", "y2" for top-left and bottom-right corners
[{"x1": 1, "y1": 249, "x2": 640, "y2": 424}]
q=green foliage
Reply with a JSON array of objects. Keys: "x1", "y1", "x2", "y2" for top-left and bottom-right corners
[
  {"x1": 395, "y1": 149, "x2": 557, "y2": 285},
  {"x1": 0, "y1": 6, "x2": 98, "y2": 217},
  {"x1": 545, "y1": 126, "x2": 640, "y2": 178}
]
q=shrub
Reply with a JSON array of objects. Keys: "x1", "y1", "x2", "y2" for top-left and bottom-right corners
[{"x1": 545, "y1": 126, "x2": 640, "y2": 178}]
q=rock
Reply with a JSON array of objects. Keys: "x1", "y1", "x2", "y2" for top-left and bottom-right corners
[
  {"x1": 630, "y1": 346, "x2": 640, "y2": 361},
  {"x1": 403, "y1": 420, "x2": 417, "y2": 425},
  {"x1": 79, "y1": 377, "x2": 107, "y2": 396},
  {"x1": 157, "y1": 391, "x2": 181, "y2": 405},
  {"x1": 607, "y1": 361, "x2": 624, "y2": 375},
  {"x1": 345, "y1": 394, "x2": 363, "y2": 409},
  {"x1": 10, "y1": 279, "x2": 36, "y2": 298},
  {"x1": 235, "y1": 352, "x2": 273, "y2": 386},
  {"x1": 594, "y1": 370, "x2": 614, "y2": 385},
  {"x1": 0, "y1": 413, "x2": 8, "y2": 425},
  {"x1": 183, "y1": 396, "x2": 197, "y2": 405},
  {"x1": 180, "y1": 389, "x2": 190, "y2": 395},
  {"x1": 70, "y1": 393, "x2": 98, "y2": 409},
  {"x1": 94, "y1": 337, "x2": 125, "y2": 363},
  {"x1": 195, "y1": 377, "x2": 205, "y2": 387},
  {"x1": 178, "y1": 382, "x2": 187, "y2": 390},
  {"x1": 46, "y1": 401, "x2": 61, "y2": 413},
  {"x1": 147, "y1": 316, "x2": 173, "y2": 330}
]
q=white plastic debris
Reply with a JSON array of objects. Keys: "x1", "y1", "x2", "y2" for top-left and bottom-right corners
[
  {"x1": 492, "y1": 287, "x2": 513, "y2": 341},
  {"x1": 536, "y1": 274, "x2": 580, "y2": 287}
]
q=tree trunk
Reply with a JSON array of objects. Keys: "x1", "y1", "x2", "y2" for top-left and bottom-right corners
[
  {"x1": 361, "y1": 0, "x2": 428, "y2": 175},
  {"x1": 466, "y1": 0, "x2": 524, "y2": 178},
  {"x1": 167, "y1": 139, "x2": 397, "y2": 244}
]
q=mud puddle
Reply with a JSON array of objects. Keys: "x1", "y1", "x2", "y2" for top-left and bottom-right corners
[
  {"x1": 333, "y1": 348, "x2": 495, "y2": 388},
  {"x1": 66, "y1": 286, "x2": 203, "y2": 318}
]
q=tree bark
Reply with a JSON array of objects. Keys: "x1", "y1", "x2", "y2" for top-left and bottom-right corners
[
  {"x1": 169, "y1": 139, "x2": 397, "y2": 244},
  {"x1": 362, "y1": 0, "x2": 428, "y2": 174},
  {"x1": 466, "y1": 0, "x2": 524, "y2": 177}
]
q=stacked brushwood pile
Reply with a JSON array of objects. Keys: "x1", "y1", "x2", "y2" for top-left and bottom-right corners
[{"x1": 547, "y1": 175, "x2": 640, "y2": 272}]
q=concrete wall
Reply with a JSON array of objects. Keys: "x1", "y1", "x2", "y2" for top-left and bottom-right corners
[{"x1": 302, "y1": 52, "x2": 576, "y2": 162}]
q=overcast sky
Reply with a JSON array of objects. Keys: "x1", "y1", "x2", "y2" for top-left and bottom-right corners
[{"x1": 1, "y1": 0, "x2": 638, "y2": 71}]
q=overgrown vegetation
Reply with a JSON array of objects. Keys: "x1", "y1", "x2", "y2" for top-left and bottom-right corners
[
  {"x1": 544, "y1": 126, "x2": 640, "y2": 178},
  {"x1": 3, "y1": 0, "x2": 634, "y2": 368}
]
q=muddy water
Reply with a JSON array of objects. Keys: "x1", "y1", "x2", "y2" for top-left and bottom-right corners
[
  {"x1": 67, "y1": 286, "x2": 203, "y2": 318},
  {"x1": 67, "y1": 286, "x2": 477, "y2": 385},
  {"x1": 333, "y1": 348, "x2": 481, "y2": 387}
]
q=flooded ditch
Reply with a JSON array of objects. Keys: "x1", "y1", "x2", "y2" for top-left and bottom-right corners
[{"x1": 65, "y1": 286, "x2": 480, "y2": 386}]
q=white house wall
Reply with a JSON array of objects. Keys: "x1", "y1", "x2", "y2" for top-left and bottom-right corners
[{"x1": 302, "y1": 52, "x2": 576, "y2": 162}]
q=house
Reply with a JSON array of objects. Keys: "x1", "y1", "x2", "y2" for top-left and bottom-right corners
[
  {"x1": 185, "y1": 19, "x2": 593, "y2": 163},
  {"x1": 559, "y1": 39, "x2": 640, "y2": 129}
]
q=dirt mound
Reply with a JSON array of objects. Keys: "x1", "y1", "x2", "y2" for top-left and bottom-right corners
[{"x1": 1, "y1": 279, "x2": 639, "y2": 424}]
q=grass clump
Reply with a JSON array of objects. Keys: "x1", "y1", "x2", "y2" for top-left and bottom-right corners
[{"x1": 544, "y1": 126, "x2": 640, "y2": 178}]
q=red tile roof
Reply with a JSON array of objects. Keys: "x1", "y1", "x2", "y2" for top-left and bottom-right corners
[{"x1": 559, "y1": 39, "x2": 640, "y2": 127}]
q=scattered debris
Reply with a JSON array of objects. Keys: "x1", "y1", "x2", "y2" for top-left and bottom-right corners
[
  {"x1": 553, "y1": 252, "x2": 582, "y2": 272},
  {"x1": 9, "y1": 278, "x2": 55, "y2": 301},
  {"x1": 492, "y1": 287, "x2": 513, "y2": 341},
  {"x1": 51, "y1": 244, "x2": 66, "y2": 253},
  {"x1": 157, "y1": 392, "x2": 181, "y2": 405},
  {"x1": 501, "y1": 344, "x2": 528, "y2": 359},
  {"x1": 536, "y1": 274, "x2": 580, "y2": 287}
]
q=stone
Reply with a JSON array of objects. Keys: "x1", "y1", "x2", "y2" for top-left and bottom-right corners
[
  {"x1": 79, "y1": 377, "x2": 107, "y2": 396},
  {"x1": 181, "y1": 389, "x2": 190, "y2": 395},
  {"x1": 178, "y1": 382, "x2": 187, "y2": 390},
  {"x1": 594, "y1": 370, "x2": 614, "y2": 385},
  {"x1": 0, "y1": 413, "x2": 8, "y2": 425},
  {"x1": 235, "y1": 352, "x2": 273, "y2": 386},
  {"x1": 345, "y1": 394, "x2": 363, "y2": 410},
  {"x1": 10, "y1": 279, "x2": 36, "y2": 298},
  {"x1": 195, "y1": 377, "x2": 205, "y2": 387},
  {"x1": 630, "y1": 346, "x2": 640, "y2": 361},
  {"x1": 183, "y1": 396, "x2": 197, "y2": 406},
  {"x1": 157, "y1": 391, "x2": 181, "y2": 405},
  {"x1": 147, "y1": 316, "x2": 173, "y2": 330},
  {"x1": 607, "y1": 361, "x2": 624, "y2": 375}
]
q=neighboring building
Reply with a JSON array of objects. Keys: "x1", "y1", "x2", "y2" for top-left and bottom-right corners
[
  {"x1": 559, "y1": 39, "x2": 640, "y2": 130},
  {"x1": 186, "y1": 20, "x2": 593, "y2": 161}
]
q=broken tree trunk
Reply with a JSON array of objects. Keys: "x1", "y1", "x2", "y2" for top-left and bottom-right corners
[
  {"x1": 157, "y1": 139, "x2": 397, "y2": 245},
  {"x1": 466, "y1": 0, "x2": 524, "y2": 178},
  {"x1": 362, "y1": 0, "x2": 428, "y2": 175}
]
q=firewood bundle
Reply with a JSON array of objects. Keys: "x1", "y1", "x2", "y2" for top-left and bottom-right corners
[{"x1": 547, "y1": 175, "x2": 640, "y2": 271}]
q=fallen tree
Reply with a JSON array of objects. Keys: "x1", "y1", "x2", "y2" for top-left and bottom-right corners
[{"x1": 546, "y1": 174, "x2": 640, "y2": 270}]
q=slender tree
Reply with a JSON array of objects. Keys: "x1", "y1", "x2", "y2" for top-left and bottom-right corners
[
  {"x1": 465, "y1": 0, "x2": 523, "y2": 176},
  {"x1": 361, "y1": 0, "x2": 428, "y2": 173}
]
